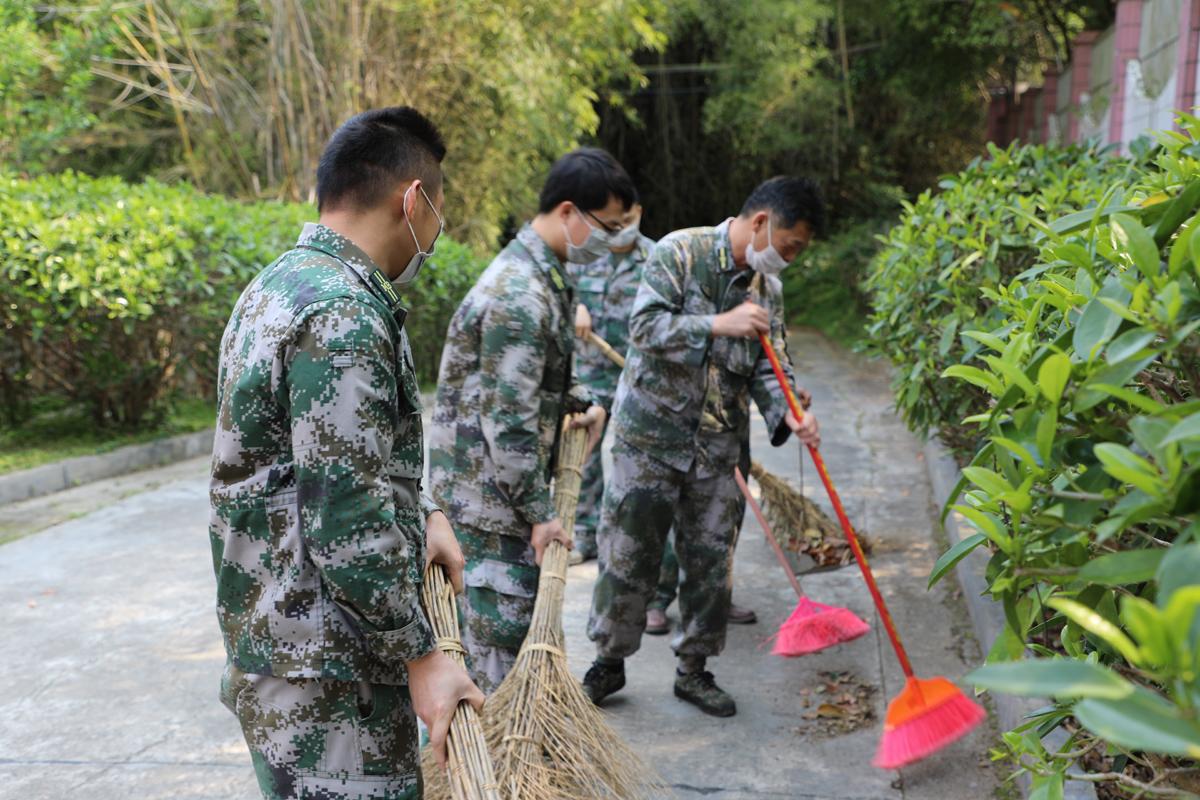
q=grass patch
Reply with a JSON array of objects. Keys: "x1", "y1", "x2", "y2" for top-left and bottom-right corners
[{"x1": 0, "y1": 395, "x2": 215, "y2": 475}]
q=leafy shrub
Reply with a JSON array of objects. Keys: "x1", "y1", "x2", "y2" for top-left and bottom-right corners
[
  {"x1": 865, "y1": 142, "x2": 1139, "y2": 456},
  {"x1": 1, "y1": 171, "x2": 485, "y2": 428},
  {"x1": 783, "y1": 217, "x2": 891, "y2": 347},
  {"x1": 921, "y1": 120, "x2": 1200, "y2": 796}
]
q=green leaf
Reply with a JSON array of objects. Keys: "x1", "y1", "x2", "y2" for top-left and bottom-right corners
[
  {"x1": 1191, "y1": 222, "x2": 1200, "y2": 274},
  {"x1": 1046, "y1": 597, "x2": 1143, "y2": 665},
  {"x1": 961, "y1": 329, "x2": 1005, "y2": 352},
  {"x1": 952, "y1": 503, "x2": 1013, "y2": 552},
  {"x1": 1151, "y1": 180, "x2": 1200, "y2": 247},
  {"x1": 1093, "y1": 442, "x2": 1165, "y2": 498},
  {"x1": 1075, "y1": 690, "x2": 1200, "y2": 758},
  {"x1": 962, "y1": 466, "x2": 1014, "y2": 496},
  {"x1": 983, "y1": 354, "x2": 1038, "y2": 399},
  {"x1": 969, "y1": 659, "x2": 1135, "y2": 699},
  {"x1": 1161, "y1": 411, "x2": 1200, "y2": 446},
  {"x1": 1073, "y1": 298, "x2": 1122, "y2": 359},
  {"x1": 1121, "y1": 595, "x2": 1175, "y2": 668},
  {"x1": 1169, "y1": 213, "x2": 1199, "y2": 277},
  {"x1": 941, "y1": 365, "x2": 1003, "y2": 396},
  {"x1": 1111, "y1": 213, "x2": 1162, "y2": 278},
  {"x1": 1036, "y1": 353, "x2": 1070, "y2": 403},
  {"x1": 986, "y1": 622, "x2": 1029, "y2": 664},
  {"x1": 1157, "y1": 543, "x2": 1200, "y2": 606},
  {"x1": 928, "y1": 532, "x2": 987, "y2": 589},
  {"x1": 1078, "y1": 549, "x2": 1165, "y2": 586},
  {"x1": 1028, "y1": 772, "x2": 1064, "y2": 800},
  {"x1": 937, "y1": 318, "x2": 959, "y2": 357},
  {"x1": 1105, "y1": 329, "x2": 1155, "y2": 365},
  {"x1": 1036, "y1": 406, "x2": 1058, "y2": 463},
  {"x1": 1048, "y1": 205, "x2": 1140, "y2": 236},
  {"x1": 1085, "y1": 384, "x2": 1166, "y2": 416}
]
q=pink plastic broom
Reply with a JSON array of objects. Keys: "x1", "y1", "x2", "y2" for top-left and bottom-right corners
[{"x1": 734, "y1": 466, "x2": 869, "y2": 656}]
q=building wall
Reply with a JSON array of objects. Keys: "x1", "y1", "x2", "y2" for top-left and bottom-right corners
[{"x1": 994, "y1": 0, "x2": 1199, "y2": 149}]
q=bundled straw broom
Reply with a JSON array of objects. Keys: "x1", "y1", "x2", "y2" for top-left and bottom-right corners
[
  {"x1": 748, "y1": 460, "x2": 868, "y2": 569},
  {"x1": 484, "y1": 415, "x2": 663, "y2": 799},
  {"x1": 419, "y1": 565, "x2": 501, "y2": 800}
]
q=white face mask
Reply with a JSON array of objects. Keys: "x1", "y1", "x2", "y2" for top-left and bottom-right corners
[
  {"x1": 608, "y1": 218, "x2": 641, "y2": 250},
  {"x1": 395, "y1": 183, "x2": 443, "y2": 286},
  {"x1": 563, "y1": 207, "x2": 613, "y2": 263},
  {"x1": 745, "y1": 216, "x2": 789, "y2": 276}
]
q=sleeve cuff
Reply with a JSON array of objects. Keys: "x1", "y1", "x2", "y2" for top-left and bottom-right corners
[
  {"x1": 770, "y1": 414, "x2": 793, "y2": 447},
  {"x1": 365, "y1": 612, "x2": 437, "y2": 666},
  {"x1": 419, "y1": 492, "x2": 442, "y2": 519},
  {"x1": 517, "y1": 490, "x2": 556, "y2": 527}
]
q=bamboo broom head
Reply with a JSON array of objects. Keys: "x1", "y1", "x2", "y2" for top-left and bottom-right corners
[
  {"x1": 748, "y1": 460, "x2": 868, "y2": 568},
  {"x1": 420, "y1": 564, "x2": 501, "y2": 800},
  {"x1": 476, "y1": 416, "x2": 665, "y2": 799}
]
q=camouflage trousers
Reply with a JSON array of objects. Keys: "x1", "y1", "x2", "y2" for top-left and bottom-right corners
[
  {"x1": 588, "y1": 437, "x2": 745, "y2": 660},
  {"x1": 647, "y1": 531, "x2": 679, "y2": 612},
  {"x1": 457, "y1": 524, "x2": 539, "y2": 694},
  {"x1": 220, "y1": 663, "x2": 421, "y2": 800}
]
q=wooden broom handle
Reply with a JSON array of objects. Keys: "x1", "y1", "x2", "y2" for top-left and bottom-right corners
[
  {"x1": 757, "y1": 331, "x2": 915, "y2": 677},
  {"x1": 734, "y1": 466, "x2": 804, "y2": 599},
  {"x1": 586, "y1": 331, "x2": 626, "y2": 368}
]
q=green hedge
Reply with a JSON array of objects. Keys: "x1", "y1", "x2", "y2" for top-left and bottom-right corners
[
  {"x1": 865, "y1": 142, "x2": 1139, "y2": 456},
  {"x1": 0, "y1": 171, "x2": 486, "y2": 428},
  {"x1": 872, "y1": 126, "x2": 1200, "y2": 794}
]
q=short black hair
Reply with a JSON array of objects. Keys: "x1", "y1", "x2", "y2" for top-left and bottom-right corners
[
  {"x1": 537, "y1": 147, "x2": 637, "y2": 214},
  {"x1": 740, "y1": 176, "x2": 825, "y2": 233},
  {"x1": 316, "y1": 106, "x2": 446, "y2": 212}
]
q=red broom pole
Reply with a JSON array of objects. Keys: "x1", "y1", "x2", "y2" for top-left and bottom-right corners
[
  {"x1": 756, "y1": 330, "x2": 984, "y2": 767},
  {"x1": 757, "y1": 333, "x2": 914, "y2": 676}
]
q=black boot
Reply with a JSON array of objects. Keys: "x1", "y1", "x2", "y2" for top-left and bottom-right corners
[
  {"x1": 582, "y1": 659, "x2": 625, "y2": 705},
  {"x1": 674, "y1": 669, "x2": 736, "y2": 717}
]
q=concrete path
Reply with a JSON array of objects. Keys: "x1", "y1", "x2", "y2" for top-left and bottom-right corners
[{"x1": 0, "y1": 330, "x2": 1001, "y2": 799}]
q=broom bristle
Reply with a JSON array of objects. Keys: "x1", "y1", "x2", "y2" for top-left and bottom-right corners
[
  {"x1": 772, "y1": 597, "x2": 870, "y2": 656},
  {"x1": 425, "y1": 419, "x2": 664, "y2": 800},
  {"x1": 872, "y1": 676, "x2": 986, "y2": 769}
]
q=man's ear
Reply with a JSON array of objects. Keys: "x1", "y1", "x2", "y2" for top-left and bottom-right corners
[
  {"x1": 556, "y1": 200, "x2": 574, "y2": 222},
  {"x1": 752, "y1": 210, "x2": 769, "y2": 232},
  {"x1": 389, "y1": 180, "x2": 418, "y2": 221}
]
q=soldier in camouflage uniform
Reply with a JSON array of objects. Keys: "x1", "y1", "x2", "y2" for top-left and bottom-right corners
[
  {"x1": 584, "y1": 176, "x2": 825, "y2": 717},
  {"x1": 210, "y1": 108, "x2": 483, "y2": 800},
  {"x1": 429, "y1": 148, "x2": 636, "y2": 692},
  {"x1": 568, "y1": 201, "x2": 655, "y2": 562}
]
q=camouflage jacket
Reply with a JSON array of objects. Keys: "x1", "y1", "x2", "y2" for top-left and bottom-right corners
[
  {"x1": 209, "y1": 223, "x2": 436, "y2": 686},
  {"x1": 611, "y1": 219, "x2": 797, "y2": 475},
  {"x1": 569, "y1": 233, "x2": 655, "y2": 409},
  {"x1": 429, "y1": 224, "x2": 590, "y2": 538}
]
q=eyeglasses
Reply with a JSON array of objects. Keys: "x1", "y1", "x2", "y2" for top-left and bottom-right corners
[{"x1": 581, "y1": 208, "x2": 623, "y2": 236}]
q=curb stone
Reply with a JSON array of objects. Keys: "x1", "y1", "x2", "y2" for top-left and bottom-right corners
[
  {"x1": 922, "y1": 436, "x2": 1098, "y2": 800},
  {"x1": 0, "y1": 428, "x2": 215, "y2": 506}
]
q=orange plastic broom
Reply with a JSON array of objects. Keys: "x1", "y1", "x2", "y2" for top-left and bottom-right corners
[
  {"x1": 734, "y1": 466, "x2": 869, "y2": 655},
  {"x1": 757, "y1": 331, "x2": 985, "y2": 769}
]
